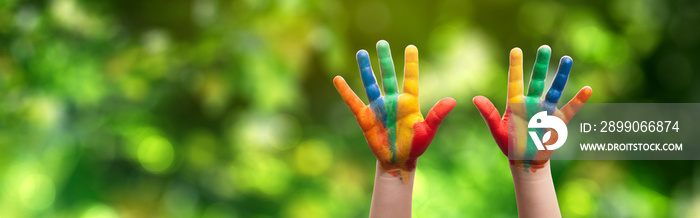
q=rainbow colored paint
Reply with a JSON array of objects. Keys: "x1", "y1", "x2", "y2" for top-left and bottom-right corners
[
  {"x1": 333, "y1": 40, "x2": 456, "y2": 182},
  {"x1": 473, "y1": 46, "x2": 592, "y2": 171}
]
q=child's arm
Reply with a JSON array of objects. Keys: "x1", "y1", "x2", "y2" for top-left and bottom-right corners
[
  {"x1": 369, "y1": 161, "x2": 415, "y2": 218},
  {"x1": 511, "y1": 162, "x2": 560, "y2": 217},
  {"x1": 473, "y1": 46, "x2": 592, "y2": 217},
  {"x1": 333, "y1": 40, "x2": 455, "y2": 217}
]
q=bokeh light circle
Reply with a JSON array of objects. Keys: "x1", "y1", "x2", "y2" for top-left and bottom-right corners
[{"x1": 137, "y1": 135, "x2": 175, "y2": 174}]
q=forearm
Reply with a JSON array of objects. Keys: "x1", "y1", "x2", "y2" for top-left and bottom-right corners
[
  {"x1": 510, "y1": 161, "x2": 561, "y2": 218},
  {"x1": 369, "y1": 161, "x2": 415, "y2": 218}
]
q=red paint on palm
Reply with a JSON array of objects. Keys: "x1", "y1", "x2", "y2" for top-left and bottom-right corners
[{"x1": 406, "y1": 98, "x2": 456, "y2": 170}]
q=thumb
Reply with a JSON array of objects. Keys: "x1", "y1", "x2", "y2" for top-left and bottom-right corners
[
  {"x1": 407, "y1": 97, "x2": 456, "y2": 168},
  {"x1": 424, "y1": 97, "x2": 457, "y2": 131},
  {"x1": 472, "y1": 96, "x2": 502, "y2": 132},
  {"x1": 473, "y1": 96, "x2": 507, "y2": 154}
]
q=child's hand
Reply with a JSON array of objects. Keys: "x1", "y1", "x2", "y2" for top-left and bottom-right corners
[
  {"x1": 334, "y1": 40, "x2": 455, "y2": 182},
  {"x1": 473, "y1": 46, "x2": 592, "y2": 171}
]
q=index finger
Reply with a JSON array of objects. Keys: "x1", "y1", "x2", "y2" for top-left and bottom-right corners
[
  {"x1": 403, "y1": 45, "x2": 419, "y2": 96},
  {"x1": 507, "y1": 48, "x2": 524, "y2": 103}
]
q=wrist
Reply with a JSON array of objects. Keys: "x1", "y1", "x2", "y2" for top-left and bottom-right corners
[
  {"x1": 370, "y1": 161, "x2": 415, "y2": 218},
  {"x1": 376, "y1": 162, "x2": 416, "y2": 184},
  {"x1": 509, "y1": 161, "x2": 561, "y2": 217},
  {"x1": 510, "y1": 160, "x2": 552, "y2": 182}
]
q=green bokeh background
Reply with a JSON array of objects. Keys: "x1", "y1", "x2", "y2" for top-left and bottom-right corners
[{"x1": 1, "y1": 0, "x2": 699, "y2": 217}]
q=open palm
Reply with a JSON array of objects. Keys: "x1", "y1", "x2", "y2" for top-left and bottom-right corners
[
  {"x1": 334, "y1": 40, "x2": 455, "y2": 181},
  {"x1": 473, "y1": 46, "x2": 592, "y2": 171}
]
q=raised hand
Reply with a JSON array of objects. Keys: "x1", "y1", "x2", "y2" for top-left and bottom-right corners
[
  {"x1": 473, "y1": 45, "x2": 592, "y2": 171},
  {"x1": 334, "y1": 40, "x2": 456, "y2": 182}
]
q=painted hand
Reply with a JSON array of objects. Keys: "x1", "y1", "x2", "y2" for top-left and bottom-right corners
[
  {"x1": 473, "y1": 46, "x2": 592, "y2": 171},
  {"x1": 334, "y1": 40, "x2": 456, "y2": 182}
]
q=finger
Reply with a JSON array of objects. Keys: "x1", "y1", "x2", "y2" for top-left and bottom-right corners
[
  {"x1": 403, "y1": 45, "x2": 419, "y2": 96},
  {"x1": 424, "y1": 98, "x2": 457, "y2": 131},
  {"x1": 357, "y1": 50, "x2": 382, "y2": 103},
  {"x1": 377, "y1": 40, "x2": 399, "y2": 95},
  {"x1": 544, "y1": 56, "x2": 573, "y2": 106},
  {"x1": 526, "y1": 45, "x2": 551, "y2": 97},
  {"x1": 507, "y1": 48, "x2": 524, "y2": 103},
  {"x1": 333, "y1": 76, "x2": 366, "y2": 115},
  {"x1": 473, "y1": 96, "x2": 508, "y2": 155},
  {"x1": 559, "y1": 86, "x2": 592, "y2": 122},
  {"x1": 472, "y1": 96, "x2": 501, "y2": 132}
]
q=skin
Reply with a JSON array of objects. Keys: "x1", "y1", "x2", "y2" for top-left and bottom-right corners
[
  {"x1": 334, "y1": 40, "x2": 455, "y2": 217},
  {"x1": 473, "y1": 46, "x2": 592, "y2": 217}
]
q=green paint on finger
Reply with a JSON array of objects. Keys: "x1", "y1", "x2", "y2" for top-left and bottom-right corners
[
  {"x1": 377, "y1": 40, "x2": 399, "y2": 95},
  {"x1": 527, "y1": 46, "x2": 551, "y2": 97}
]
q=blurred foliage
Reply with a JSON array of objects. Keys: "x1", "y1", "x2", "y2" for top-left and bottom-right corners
[{"x1": 0, "y1": 0, "x2": 700, "y2": 217}]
